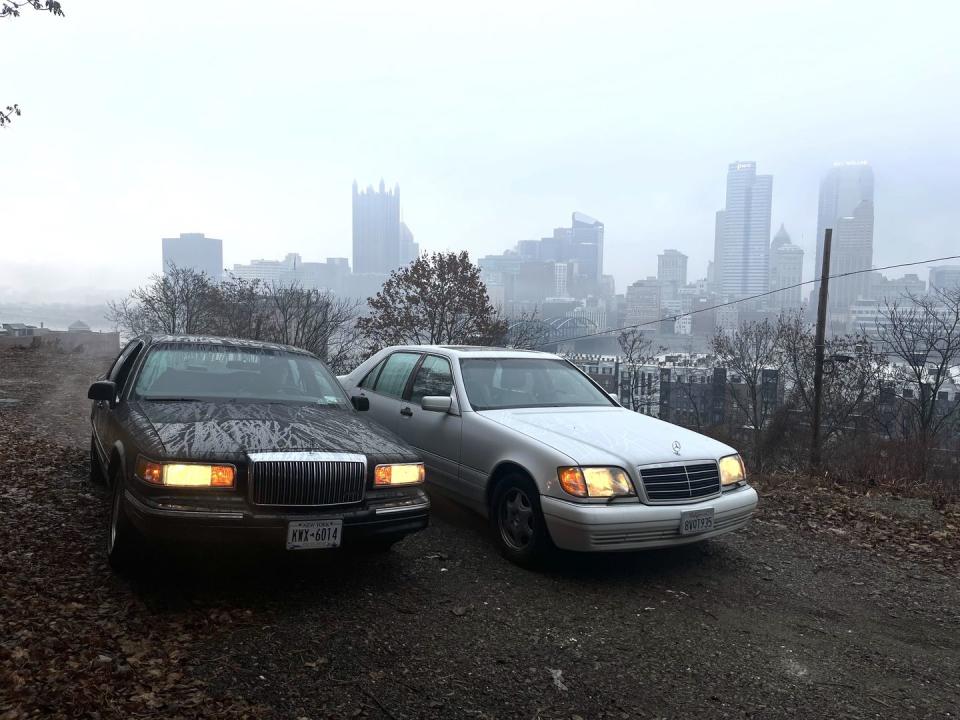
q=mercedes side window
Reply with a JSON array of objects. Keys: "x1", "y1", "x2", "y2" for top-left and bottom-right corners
[
  {"x1": 359, "y1": 358, "x2": 387, "y2": 390},
  {"x1": 409, "y1": 356, "x2": 454, "y2": 403},
  {"x1": 373, "y1": 352, "x2": 420, "y2": 398}
]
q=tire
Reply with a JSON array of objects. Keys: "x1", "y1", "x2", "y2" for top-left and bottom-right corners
[
  {"x1": 89, "y1": 436, "x2": 106, "y2": 486},
  {"x1": 106, "y1": 466, "x2": 143, "y2": 572},
  {"x1": 490, "y1": 473, "x2": 554, "y2": 568}
]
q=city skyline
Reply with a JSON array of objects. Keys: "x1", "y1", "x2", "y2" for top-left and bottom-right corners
[{"x1": 1, "y1": 2, "x2": 957, "y2": 303}]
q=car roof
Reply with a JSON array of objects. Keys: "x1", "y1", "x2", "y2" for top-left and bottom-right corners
[
  {"x1": 385, "y1": 344, "x2": 561, "y2": 360},
  {"x1": 143, "y1": 334, "x2": 312, "y2": 356}
]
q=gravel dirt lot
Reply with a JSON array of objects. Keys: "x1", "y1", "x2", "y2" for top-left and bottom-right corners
[{"x1": 2, "y1": 347, "x2": 959, "y2": 719}]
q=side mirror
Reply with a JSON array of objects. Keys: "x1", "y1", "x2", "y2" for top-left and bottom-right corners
[
  {"x1": 608, "y1": 391, "x2": 619, "y2": 402},
  {"x1": 88, "y1": 380, "x2": 117, "y2": 406},
  {"x1": 421, "y1": 395, "x2": 453, "y2": 413},
  {"x1": 351, "y1": 396, "x2": 370, "y2": 411}
]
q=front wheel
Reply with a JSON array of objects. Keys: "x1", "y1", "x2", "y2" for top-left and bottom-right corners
[
  {"x1": 107, "y1": 468, "x2": 143, "y2": 572},
  {"x1": 490, "y1": 473, "x2": 554, "y2": 567}
]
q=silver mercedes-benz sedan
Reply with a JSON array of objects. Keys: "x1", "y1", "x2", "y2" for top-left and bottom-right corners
[{"x1": 339, "y1": 346, "x2": 758, "y2": 566}]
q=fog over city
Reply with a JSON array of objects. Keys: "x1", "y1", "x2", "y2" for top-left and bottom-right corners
[{"x1": 2, "y1": 0, "x2": 958, "y2": 304}]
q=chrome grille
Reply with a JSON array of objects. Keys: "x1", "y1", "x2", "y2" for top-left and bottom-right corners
[
  {"x1": 639, "y1": 461, "x2": 720, "y2": 502},
  {"x1": 248, "y1": 452, "x2": 366, "y2": 507}
]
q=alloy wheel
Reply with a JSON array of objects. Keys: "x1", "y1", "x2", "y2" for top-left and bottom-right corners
[{"x1": 499, "y1": 487, "x2": 535, "y2": 550}]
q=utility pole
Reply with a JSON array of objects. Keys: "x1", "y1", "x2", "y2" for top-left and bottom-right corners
[{"x1": 811, "y1": 228, "x2": 833, "y2": 472}]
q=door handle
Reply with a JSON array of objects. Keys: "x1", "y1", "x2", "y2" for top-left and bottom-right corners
[{"x1": 400, "y1": 407, "x2": 413, "y2": 417}]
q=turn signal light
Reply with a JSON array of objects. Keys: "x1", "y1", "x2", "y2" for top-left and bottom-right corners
[
  {"x1": 558, "y1": 467, "x2": 588, "y2": 497},
  {"x1": 136, "y1": 457, "x2": 163, "y2": 485}
]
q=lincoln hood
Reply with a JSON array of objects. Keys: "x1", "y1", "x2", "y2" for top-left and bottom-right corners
[
  {"x1": 479, "y1": 406, "x2": 737, "y2": 467},
  {"x1": 131, "y1": 401, "x2": 418, "y2": 462}
]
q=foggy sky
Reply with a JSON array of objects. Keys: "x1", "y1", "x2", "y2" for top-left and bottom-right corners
[{"x1": 2, "y1": 0, "x2": 958, "y2": 303}]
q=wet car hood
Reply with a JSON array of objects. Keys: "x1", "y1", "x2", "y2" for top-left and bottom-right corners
[
  {"x1": 479, "y1": 406, "x2": 737, "y2": 467},
  {"x1": 132, "y1": 401, "x2": 417, "y2": 461}
]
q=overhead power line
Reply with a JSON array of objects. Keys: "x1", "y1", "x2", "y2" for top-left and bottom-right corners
[{"x1": 533, "y1": 253, "x2": 960, "y2": 348}]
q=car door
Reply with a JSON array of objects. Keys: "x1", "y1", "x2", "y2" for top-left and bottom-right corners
[
  {"x1": 92, "y1": 340, "x2": 140, "y2": 459},
  {"x1": 397, "y1": 354, "x2": 462, "y2": 489},
  {"x1": 95, "y1": 340, "x2": 145, "y2": 469},
  {"x1": 358, "y1": 351, "x2": 422, "y2": 434}
]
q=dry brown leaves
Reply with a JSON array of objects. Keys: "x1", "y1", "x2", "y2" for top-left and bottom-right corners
[
  {"x1": 0, "y1": 348, "x2": 266, "y2": 719},
  {"x1": 753, "y1": 475, "x2": 960, "y2": 573}
]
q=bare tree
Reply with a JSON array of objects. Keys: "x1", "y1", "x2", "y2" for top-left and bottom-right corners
[
  {"x1": 357, "y1": 251, "x2": 506, "y2": 350},
  {"x1": 877, "y1": 288, "x2": 960, "y2": 479},
  {"x1": 106, "y1": 266, "x2": 219, "y2": 336},
  {"x1": 617, "y1": 327, "x2": 655, "y2": 412},
  {"x1": 210, "y1": 275, "x2": 271, "y2": 341},
  {"x1": 711, "y1": 319, "x2": 783, "y2": 471},
  {"x1": 107, "y1": 272, "x2": 364, "y2": 372},
  {"x1": 779, "y1": 312, "x2": 886, "y2": 446},
  {"x1": 2, "y1": 1, "x2": 65, "y2": 128},
  {"x1": 502, "y1": 307, "x2": 553, "y2": 350},
  {"x1": 266, "y1": 284, "x2": 361, "y2": 372}
]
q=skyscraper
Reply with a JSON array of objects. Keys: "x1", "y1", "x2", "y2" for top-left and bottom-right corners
[
  {"x1": 657, "y1": 249, "x2": 688, "y2": 288},
  {"x1": 814, "y1": 161, "x2": 874, "y2": 324},
  {"x1": 769, "y1": 224, "x2": 804, "y2": 312},
  {"x1": 713, "y1": 162, "x2": 773, "y2": 299},
  {"x1": 570, "y1": 212, "x2": 604, "y2": 291},
  {"x1": 161, "y1": 233, "x2": 223, "y2": 281},
  {"x1": 352, "y1": 179, "x2": 406, "y2": 275}
]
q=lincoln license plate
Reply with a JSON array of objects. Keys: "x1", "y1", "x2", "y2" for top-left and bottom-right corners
[
  {"x1": 286, "y1": 519, "x2": 343, "y2": 550},
  {"x1": 679, "y1": 508, "x2": 714, "y2": 536}
]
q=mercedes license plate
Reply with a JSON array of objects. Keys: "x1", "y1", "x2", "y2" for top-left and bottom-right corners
[
  {"x1": 286, "y1": 519, "x2": 343, "y2": 550},
  {"x1": 679, "y1": 508, "x2": 714, "y2": 536}
]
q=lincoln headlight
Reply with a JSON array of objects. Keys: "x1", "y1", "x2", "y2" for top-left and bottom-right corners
[
  {"x1": 374, "y1": 463, "x2": 425, "y2": 486},
  {"x1": 135, "y1": 456, "x2": 236, "y2": 488},
  {"x1": 718, "y1": 454, "x2": 746, "y2": 486},
  {"x1": 558, "y1": 466, "x2": 634, "y2": 498}
]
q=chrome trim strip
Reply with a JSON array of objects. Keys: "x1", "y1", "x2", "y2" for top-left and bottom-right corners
[
  {"x1": 124, "y1": 491, "x2": 244, "y2": 520},
  {"x1": 247, "y1": 452, "x2": 366, "y2": 464},
  {"x1": 374, "y1": 501, "x2": 430, "y2": 515},
  {"x1": 636, "y1": 458, "x2": 718, "y2": 470}
]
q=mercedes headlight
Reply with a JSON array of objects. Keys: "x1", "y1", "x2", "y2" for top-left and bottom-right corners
[
  {"x1": 558, "y1": 466, "x2": 634, "y2": 498},
  {"x1": 718, "y1": 454, "x2": 746, "y2": 486}
]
